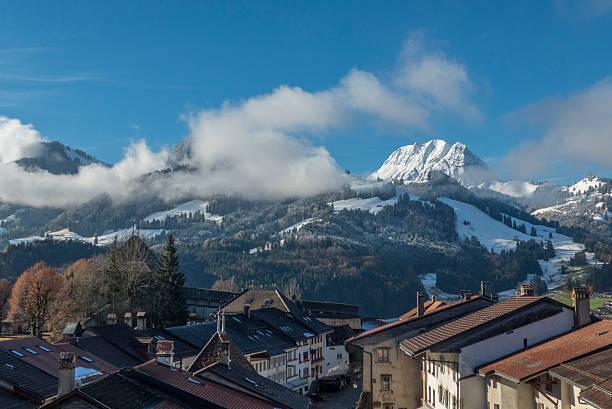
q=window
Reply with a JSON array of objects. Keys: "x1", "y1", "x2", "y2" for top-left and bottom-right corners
[
  {"x1": 383, "y1": 404, "x2": 394, "y2": 409},
  {"x1": 9, "y1": 350, "x2": 24, "y2": 357},
  {"x1": 3, "y1": 363, "x2": 14, "y2": 369},
  {"x1": 381, "y1": 374, "x2": 391, "y2": 391},
  {"x1": 80, "y1": 356, "x2": 93, "y2": 363},
  {"x1": 38, "y1": 345, "x2": 51, "y2": 352},
  {"x1": 494, "y1": 404, "x2": 500, "y2": 409},
  {"x1": 377, "y1": 348, "x2": 389, "y2": 362},
  {"x1": 337, "y1": 353, "x2": 342, "y2": 359},
  {"x1": 24, "y1": 347, "x2": 38, "y2": 355}
]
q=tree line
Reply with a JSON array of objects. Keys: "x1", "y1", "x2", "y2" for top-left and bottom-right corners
[{"x1": 0, "y1": 235, "x2": 187, "y2": 339}]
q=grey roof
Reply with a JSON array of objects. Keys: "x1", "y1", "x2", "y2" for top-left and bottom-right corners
[
  {"x1": 183, "y1": 287, "x2": 238, "y2": 302},
  {"x1": 80, "y1": 371, "x2": 162, "y2": 409},
  {"x1": 72, "y1": 336, "x2": 143, "y2": 368},
  {"x1": 251, "y1": 308, "x2": 316, "y2": 342},
  {"x1": 168, "y1": 313, "x2": 295, "y2": 357},
  {"x1": 299, "y1": 300, "x2": 359, "y2": 319},
  {"x1": 0, "y1": 349, "x2": 57, "y2": 400},
  {"x1": 136, "y1": 328, "x2": 200, "y2": 359},
  {"x1": 0, "y1": 390, "x2": 37, "y2": 408},
  {"x1": 204, "y1": 362, "x2": 311, "y2": 409}
]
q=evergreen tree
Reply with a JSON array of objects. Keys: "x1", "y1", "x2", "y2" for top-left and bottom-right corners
[{"x1": 155, "y1": 235, "x2": 187, "y2": 327}]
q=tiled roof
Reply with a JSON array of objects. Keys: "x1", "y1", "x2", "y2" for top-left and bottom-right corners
[
  {"x1": 299, "y1": 300, "x2": 359, "y2": 319},
  {"x1": 347, "y1": 295, "x2": 493, "y2": 344},
  {"x1": 183, "y1": 287, "x2": 238, "y2": 302},
  {"x1": 251, "y1": 307, "x2": 315, "y2": 342},
  {"x1": 478, "y1": 320, "x2": 612, "y2": 382},
  {"x1": 85, "y1": 324, "x2": 151, "y2": 362},
  {"x1": 187, "y1": 331, "x2": 253, "y2": 373},
  {"x1": 79, "y1": 371, "x2": 163, "y2": 409},
  {"x1": 136, "y1": 360, "x2": 280, "y2": 409},
  {"x1": 168, "y1": 313, "x2": 294, "y2": 357},
  {"x1": 137, "y1": 328, "x2": 200, "y2": 359},
  {"x1": 199, "y1": 362, "x2": 311, "y2": 409},
  {"x1": 0, "y1": 337, "x2": 116, "y2": 385},
  {"x1": 0, "y1": 390, "x2": 37, "y2": 408},
  {"x1": 71, "y1": 335, "x2": 143, "y2": 368},
  {"x1": 399, "y1": 299, "x2": 447, "y2": 320},
  {"x1": 400, "y1": 296, "x2": 564, "y2": 355},
  {"x1": 549, "y1": 347, "x2": 612, "y2": 388},
  {"x1": 580, "y1": 378, "x2": 612, "y2": 409},
  {"x1": 0, "y1": 349, "x2": 57, "y2": 401}
]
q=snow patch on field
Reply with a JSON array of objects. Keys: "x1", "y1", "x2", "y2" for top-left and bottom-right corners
[
  {"x1": 144, "y1": 200, "x2": 223, "y2": 224},
  {"x1": 437, "y1": 197, "x2": 596, "y2": 297},
  {"x1": 419, "y1": 273, "x2": 458, "y2": 300},
  {"x1": 9, "y1": 227, "x2": 165, "y2": 247},
  {"x1": 279, "y1": 218, "x2": 316, "y2": 236}
]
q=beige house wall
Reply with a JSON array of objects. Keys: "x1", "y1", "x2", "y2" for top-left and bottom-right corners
[
  {"x1": 486, "y1": 375, "x2": 535, "y2": 409},
  {"x1": 362, "y1": 340, "x2": 422, "y2": 409}
]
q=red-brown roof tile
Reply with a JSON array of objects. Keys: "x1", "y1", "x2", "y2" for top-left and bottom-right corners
[
  {"x1": 580, "y1": 378, "x2": 612, "y2": 409},
  {"x1": 401, "y1": 296, "x2": 556, "y2": 355},
  {"x1": 347, "y1": 295, "x2": 487, "y2": 343},
  {"x1": 399, "y1": 300, "x2": 447, "y2": 320},
  {"x1": 136, "y1": 360, "x2": 281, "y2": 409},
  {"x1": 479, "y1": 320, "x2": 612, "y2": 382}
]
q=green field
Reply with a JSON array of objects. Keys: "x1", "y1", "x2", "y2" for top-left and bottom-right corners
[{"x1": 548, "y1": 292, "x2": 609, "y2": 312}]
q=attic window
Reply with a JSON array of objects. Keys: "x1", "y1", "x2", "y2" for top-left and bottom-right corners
[
  {"x1": 153, "y1": 335, "x2": 165, "y2": 340},
  {"x1": 187, "y1": 378, "x2": 201, "y2": 385},
  {"x1": 244, "y1": 377, "x2": 258, "y2": 386},
  {"x1": 280, "y1": 326, "x2": 292, "y2": 332},
  {"x1": 525, "y1": 361, "x2": 542, "y2": 369},
  {"x1": 232, "y1": 317, "x2": 241, "y2": 323},
  {"x1": 24, "y1": 348, "x2": 38, "y2": 355},
  {"x1": 303, "y1": 317, "x2": 312, "y2": 322},
  {"x1": 38, "y1": 345, "x2": 51, "y2": 352},
  {"x1": 3, "y1": 363, "x2": 14, "y2": 369},
  {"x1": 80, "y1": 356, "x2": 93, "y2": 363},
  {"x1": 480, "y1": 315, "x2": 491, "y2": 321},
  {"x1": 596, "y1": 330, "x2": 609, "y2": 337},
  {"x1": 9, "y1": 350, "x2": 24, "y2": 357}
]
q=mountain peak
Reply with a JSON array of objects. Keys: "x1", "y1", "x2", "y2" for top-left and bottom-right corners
[
  {"x1": 369, "y1": 139, "x2": 489, "y2": 184},
  {"x1": 14, "y1": 140, "x2": 109, "y2": 175}
]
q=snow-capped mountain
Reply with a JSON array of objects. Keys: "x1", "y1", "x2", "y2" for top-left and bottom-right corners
[
  {"x1": 369, "y1": 139, "x2": 491, "y2": 185},
  {"x1": 14, "y1": 140, "x2": 109, "y2": 175}
]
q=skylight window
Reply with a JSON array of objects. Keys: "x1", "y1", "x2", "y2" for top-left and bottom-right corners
[
  {"x1": 9, "y1": 350, "x2": 24, "y2": 357},
  {"x1": 24, "y1": 348, "x2": 38, "y2": 355},
  {"x1": 3, "y1": 363, "x2": 14, "y2": 369},
  {"x1": 80, "y1": 356, "x2": 93, "y2": 363},
  {"x1": 232, "y1": 317, "x2": 241, "y2": 323},
  {"x1": 303, "y1": 317, "x2": 312, "y2": 322},
  {"x1": 244, "y1": 377, "x2": 258, "y2": 386},
  {"x1": 153, "y1": 335, "x2": 165, "y2": 340},
  {"x1": 188, "y1": 378, "x2": 202, "y2": 385},
  {"x1": 38, "y1": 345, "x2": 51, "y2": 352}
]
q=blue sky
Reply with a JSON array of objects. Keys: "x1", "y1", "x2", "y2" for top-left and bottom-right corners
[{"x1": 1, "y1": 0, "x2": 612, "y2": 184}]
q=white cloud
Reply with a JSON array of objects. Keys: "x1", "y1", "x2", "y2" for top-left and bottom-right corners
[
  {"x1": 393, "y1": 33, "x2": 482, "y2": 122},
  {"x1": 0, "y1": 33, "x2": 482, "y2": 207},
  {"x1": 0, "y1": 116, "x2": 45, "y2": 163},
  {"x1": 503, "y1": 77, "x2": 612, "y2": 179}
]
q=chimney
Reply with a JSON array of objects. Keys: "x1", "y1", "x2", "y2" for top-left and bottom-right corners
[
  {"x1": 155, "y1": 340, "x2": 175, "y2": 367},
  {"x1": 136, "y1": 311, "x2": 147, "y2": 330},
  {"x1": 431, "y1": 295, "x2": 436, "y2": 302},
  {"x1": 572, "y1": 287, "x2": 591, "y2": 328},
  {"x1": 416, "y1": 292, "x2": 425, "y2": 317},
  {"x1": 58, "y1": 352, "x2": 76, "y2": 397},
  {"x1": 124, "y1": 312, "x2": 133, "y2": 328},
  {"x1": 221, "y1": 310, "x2": 226, "y2": 333},
  {"x1": 460, "y1": 290, "x2": 472, "y2": 301},
  {"x1": 244, "y1": 305, "x2": 251, "y2": 318},
  {"x1": 106, "y1": 313, "x2": 117, "y2": 325},
  {"x1": 220, "y1": 339, "x2": 231, "y2": 368},
  {"x1": 519, "y1": 284, "x2": 534, "y2": 296},
  {"x1": 480, "y1": 281, "x2": 491, "y2": 298},
  {"x1": 188, "y1": 312, "x2": 198, "y2": 325}
]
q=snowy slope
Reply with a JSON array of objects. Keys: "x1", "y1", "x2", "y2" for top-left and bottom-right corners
[
  {"x1": 369, "y1": 139, "x2": 490, "y2": 184},
  {"x1": 9, "y1": 227, "x2": 165, "y2": 246},
  {"x1": 438, "y1": 197, "x2": 594, "y2": 295},
  {"x1": 143, "y1": 200, "x2": 223, "y2": 224}
]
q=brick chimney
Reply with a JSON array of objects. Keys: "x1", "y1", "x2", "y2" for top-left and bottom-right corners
[
  {"x1": 124, "y1": 312, "x2": 133, "y2": 328},
  {"x1": 519, "y1": 284, "x2": 534, "y2": 296},
  {"x1": 572, "y1": 287, "x2": 591, "y2": 328},
  {"x1": 188, "y1": 312, "x2": 198, "y2": 325},
  {"x1": 106, "y1": 313, "x2": 117, "y2": 325},
  {"x1": 244, "y1": 304, "x2": 251, "y2": 318},
  {"x1": 460, "y1": 290, "x2": 472, "y2": 301},
  {"x1": 416, "y1": 292, "x2": 425, "y2": 317},
  {"x1": 136, "y1": 311, "x2": 147, "y2": 330},
  {"x1": 58, "y1": 352, "x2": 76, "y2": 397},
  {"x1": 155, "y1": 340, "x2": 175, "y2": 367}
]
